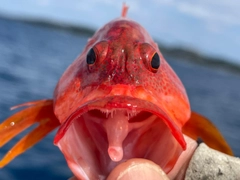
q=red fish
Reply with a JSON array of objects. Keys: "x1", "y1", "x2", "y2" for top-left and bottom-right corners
[{"x1": 0, "y1": 5, "x2": 232, "y2": 180}]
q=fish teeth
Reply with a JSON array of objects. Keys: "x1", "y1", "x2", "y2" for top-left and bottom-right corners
[{"x1": 99, "y1": 108, "x2": 139, "y2": 120}]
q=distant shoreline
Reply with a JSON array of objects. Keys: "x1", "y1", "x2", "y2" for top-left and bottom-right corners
[
  {"x1": 1, "y1": 15, "x2": 240, "y2": 75},
  {"x1": 158, "y1": 44, "x2": 240, "y2": 75}
]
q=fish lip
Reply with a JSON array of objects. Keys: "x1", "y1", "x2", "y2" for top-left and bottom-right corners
[{"x1": 54, "y1": 95, "x2": 186, "y2": 150}]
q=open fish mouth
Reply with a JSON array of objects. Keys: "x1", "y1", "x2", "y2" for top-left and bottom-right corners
[{"x1": 54, "y1": 96, "x2": 185, "y2": 180}]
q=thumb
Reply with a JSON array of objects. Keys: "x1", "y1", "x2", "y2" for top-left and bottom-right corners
[{"x1": 107, "y1": 158, "x2": 169, "y2": 180}]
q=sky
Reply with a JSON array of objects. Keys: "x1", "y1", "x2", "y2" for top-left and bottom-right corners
[{"x1": 0, "y1": 0, "x2": 240, "y2": 64}]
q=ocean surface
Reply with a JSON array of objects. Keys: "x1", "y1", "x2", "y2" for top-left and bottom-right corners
[{"x1": 0, "y1": 18, "x2": 239, "y2": 180}]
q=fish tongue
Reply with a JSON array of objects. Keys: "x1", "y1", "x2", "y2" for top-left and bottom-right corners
[{"x1": 103, "y1": 110, "x2": 129, "y2": 162}]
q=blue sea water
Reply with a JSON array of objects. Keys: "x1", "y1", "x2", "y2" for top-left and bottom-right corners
[{"x1": 0, "y1": 18, "x2": 239, "y2": 180}]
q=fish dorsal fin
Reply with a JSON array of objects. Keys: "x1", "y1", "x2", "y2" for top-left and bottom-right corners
[
  {"x1": 121, "y1": 3, "x2": 129, "y2": 17},
  {"x1": 182, "y1": 111, "x2": 233, "y2": 156}
]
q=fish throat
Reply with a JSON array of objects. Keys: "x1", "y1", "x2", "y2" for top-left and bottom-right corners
[{"x1": 55, "y1": 97, "x2": 183, "y2": 180}]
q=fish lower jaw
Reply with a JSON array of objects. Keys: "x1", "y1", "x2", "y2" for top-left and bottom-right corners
[{"x1": 56, "y1": 108, "x2": 183, "y2": 180}]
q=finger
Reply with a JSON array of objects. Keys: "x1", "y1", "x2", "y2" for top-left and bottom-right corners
[{"x1": 107, "y1": 158, "x2": 169, "y2": 180}]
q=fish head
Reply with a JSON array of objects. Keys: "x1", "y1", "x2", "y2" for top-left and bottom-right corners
[{"x1": 53, "y1": 18, "x2": 191, "y2": 179}]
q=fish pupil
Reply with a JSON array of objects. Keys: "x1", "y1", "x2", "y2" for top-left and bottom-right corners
[
  {"x1": 151, "y1": 53, "x2": 160, "y2": 70},
  {"x1": 86, "y1": 48, "x2": 96, "y2": 65}
]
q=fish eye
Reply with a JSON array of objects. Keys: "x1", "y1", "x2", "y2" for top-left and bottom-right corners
[
  {"x1": 151, "y1": 53, "x2": 160, "y2": 70},
  {"x1": 86, "y1": 48, "x2": 96, "y2": 65}
]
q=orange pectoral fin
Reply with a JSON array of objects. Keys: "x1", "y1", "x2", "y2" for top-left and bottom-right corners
[
  {"x1": 182, "y1": 111, "x2": 233, "y2": 156},
  {"x1": 0, "y1": 99, "x2": 60, "y2": 168}
]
